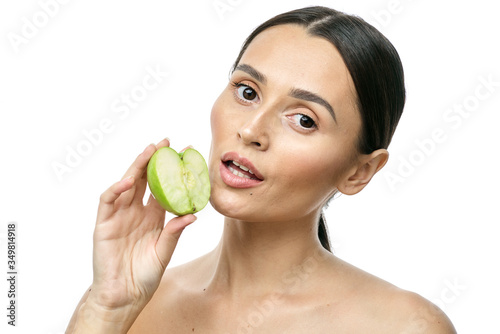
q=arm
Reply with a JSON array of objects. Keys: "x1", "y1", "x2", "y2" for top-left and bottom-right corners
[
  {"x1": 66, "y1": 139, "x2": 196, "y2": 333},
  {"x1": 65, "y1": 286, "x2": 91, "y2": 333},
  {"x1": 67, "y1": 287, "x2": 139, "y2": 334},
  {"x1": 66, "y1": 286, "x2": 137, "y2": 334}
]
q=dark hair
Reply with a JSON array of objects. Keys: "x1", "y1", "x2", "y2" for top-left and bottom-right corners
[{"x1": 231, "y1": 6, "x2": 406, "y2": 252}]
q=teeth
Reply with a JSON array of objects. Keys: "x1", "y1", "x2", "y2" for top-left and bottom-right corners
[
  {"x1": 232, "y1": 161, "x2": 254, "y2": 174},
  {"x1": 228, "y1": 166, "x2": 252, "y2": 179}
]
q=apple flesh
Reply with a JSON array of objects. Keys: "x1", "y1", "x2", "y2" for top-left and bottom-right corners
[{"x1": 147, "y1": 147, "x2": 210, "y2": 216}]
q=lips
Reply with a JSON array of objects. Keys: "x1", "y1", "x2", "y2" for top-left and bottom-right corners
[{"x1": 219, "y1": 152, "x2": 264, "y2": 188}]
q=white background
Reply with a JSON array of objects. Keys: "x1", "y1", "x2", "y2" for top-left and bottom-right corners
[{"x1": 1, "y1": 0, "x2": 499, "y2": 333}]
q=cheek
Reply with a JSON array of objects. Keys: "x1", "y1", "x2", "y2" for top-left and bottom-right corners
[
  {"x1": 210, "y1": 92, "x2": 236, "y2": 140},
  {"x1": 285, "y1": 136, "x2": 350, "y2": 177},
  {"x1": 208, "y1": 93, "x2": 237, "y2": 192},
  {"x1": 288, "y1": 151, "x2": 342, "y2": 188},
  {"x1": 209, "y1": 93, "x2": 231, "y2": 150},
  {"x1": 276, "y1": 142, "x2": 353, "y2": 205},
  {"x1": 210, "y1": 94, "x2": 224, "y2": 139},
  {"x1": 209, "y1": 97, "x2": 223, "y2": 175}
]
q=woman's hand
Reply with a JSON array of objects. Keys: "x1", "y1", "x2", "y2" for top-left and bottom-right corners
[{"x1": 71, "y1": 139, "x2": 196, "y2": 333}]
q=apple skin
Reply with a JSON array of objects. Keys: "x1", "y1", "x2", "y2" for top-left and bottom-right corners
[{"x1": 147, "y1": 147, "x2": 210, "y2": 216}]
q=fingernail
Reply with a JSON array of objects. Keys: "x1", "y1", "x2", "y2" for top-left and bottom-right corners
[
  {"x1": 181, "y1": 145, "x2": 194, "y2": 153},
  {"x1": 121, "y1": 175, "x2": 134, "y2": 183}
]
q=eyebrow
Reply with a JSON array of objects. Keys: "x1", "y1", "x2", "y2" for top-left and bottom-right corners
[
  {"x1": 234, "y1": 63, "x2": 337, "y2": 123},
  {"x1": 288, "y1": 88, "x2": 337, "y2": 123},
  {"x1": 235, "y1": 64, "x2": 267, "y2": 85}
]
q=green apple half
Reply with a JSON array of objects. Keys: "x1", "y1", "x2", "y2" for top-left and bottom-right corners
[{"x1": 147, "y1": 147, "x2": 210, "y2": 216}]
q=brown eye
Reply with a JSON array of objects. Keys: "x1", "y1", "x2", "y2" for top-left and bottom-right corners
[
  {"x1": 237, "y1": 85, "x2": 257, "y2": 101},
  {"x1": 299, "y1": 115, "x2": 316, "y2": 128},
  {"x1": 288, "y1": 114, "x2": 317, "y2": 132}
]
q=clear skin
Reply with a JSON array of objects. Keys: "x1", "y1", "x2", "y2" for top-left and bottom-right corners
[{"x1": 67, "y1": 25, "x2": 456, "y2": 333}]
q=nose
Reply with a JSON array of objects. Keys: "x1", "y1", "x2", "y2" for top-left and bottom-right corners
[{"x1": 237, "y1": 109, "x2": 271, "y2": 151}]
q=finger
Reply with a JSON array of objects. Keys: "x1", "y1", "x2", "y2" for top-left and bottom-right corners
[
  {"x1": 133, "y1": 138, "x2": 172, "y2": 204},
  {"x1": 155, "y1": 137, "x2": 171, "y2": 150},
  {"x1": 137, "y1": 138, "x2": 171, "y2": 186},
  {"x1": 146, "y1": 193, "x2": 165, "y2": 213},
  {"x1": 121, "y1": 143, "x2": 159, "y2": 181},
  {"x1": 155, "y1": 214, "x2": 197, "y2": 269},
  {"x1": 96, "y1": 176, "x2": 135, "y2": 223},
  {"x1": 179, "y1": 145, "x2": 193, "y2": 153},
  {"x1": 117, "y1": 139, "x2": 169, "y2": 208},
  {"x1": 113, "y1": 144, "x2": 155, "y2": 209}
]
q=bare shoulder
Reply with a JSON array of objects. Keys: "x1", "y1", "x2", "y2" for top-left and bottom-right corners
[
  {"x1": 383, "y1": 289, "x2": 457, "y2": 334},
  {"x1": 323, "y1": 256, "x2": 457, "y2": 334},
  {"x1": 161, "y1": 251, "x2": 214, "y2": 288}
]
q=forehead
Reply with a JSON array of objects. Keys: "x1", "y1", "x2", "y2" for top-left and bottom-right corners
[{"x1": 238, "y1": 24, "x2": 358, "y2": 124}]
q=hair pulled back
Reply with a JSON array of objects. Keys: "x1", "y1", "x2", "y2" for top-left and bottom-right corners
[{"x1": 231, "y1": 6, "x2": 406, "y2": 251}]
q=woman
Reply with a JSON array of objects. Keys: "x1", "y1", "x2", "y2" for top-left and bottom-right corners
[{"x1": 67, "y1": 6, "x2": 456, "y2": 333}]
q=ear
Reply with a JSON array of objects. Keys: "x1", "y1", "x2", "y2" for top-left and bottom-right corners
[{"x1": 338, "y1": 149, "x2": 389, "y2": 195}]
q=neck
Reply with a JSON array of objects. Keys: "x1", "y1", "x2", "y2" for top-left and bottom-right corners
[{"x1": 206, "y1": 211, "x2": 330, "y2": 298}]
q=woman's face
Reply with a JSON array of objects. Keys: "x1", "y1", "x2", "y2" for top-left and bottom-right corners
[{"x1": 209, "y1": 24, "x2": 362, "y2": 222}]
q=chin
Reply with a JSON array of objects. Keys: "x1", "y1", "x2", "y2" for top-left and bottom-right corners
[
  {"x1": 209, "y1": 189, "x2": 300, "y2": 224},
  {"x1": 209, "y1": 186, "x2": 249, "y2": 220},
  {"x1": 208, "y1": 164, "x2": 256, "y2": 220}
]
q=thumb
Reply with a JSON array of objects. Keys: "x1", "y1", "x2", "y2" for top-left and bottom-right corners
[{"x1": 155, "y1": 214, "x2": 197, "y2": 269}]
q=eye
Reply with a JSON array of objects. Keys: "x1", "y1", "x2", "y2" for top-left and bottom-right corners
[
  {"x1": 232, "y1": 82, "x2": 259, "y2": 102},
  {"x1": 290, "y1": 114, "x2": 317, "y2": 129},
  {"x1": 239, "y1": 86, "x2": 257, "y2": 101}
]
